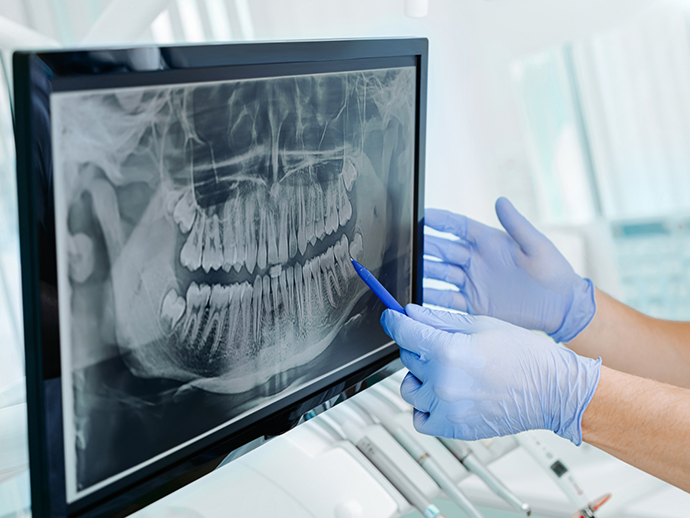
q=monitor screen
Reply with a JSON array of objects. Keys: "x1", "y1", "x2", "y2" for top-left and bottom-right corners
[{"x1": 14, "y1": 39, "x2": 426, "y2": 517}]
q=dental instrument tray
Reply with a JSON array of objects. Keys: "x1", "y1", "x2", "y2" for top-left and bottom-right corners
[{"x1": 13, "y1": 38, "x2": 427, "y2": 517}]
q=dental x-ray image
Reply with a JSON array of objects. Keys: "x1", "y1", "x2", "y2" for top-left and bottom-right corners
[{"x1": 51, "y1": 66, "x2": 416, "y2": 500}]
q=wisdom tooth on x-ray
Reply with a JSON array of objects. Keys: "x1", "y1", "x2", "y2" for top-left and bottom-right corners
[{"x1": 52, "y1": 66, "x2": 415, "y2": 491}]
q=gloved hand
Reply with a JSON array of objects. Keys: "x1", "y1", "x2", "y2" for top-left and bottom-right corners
[
  {"x1": 424, "y1": 198, "x2": 595, "y2": 343},
  {"x1": 381, "y1": 304, "x2": 601, "y2": 445}
]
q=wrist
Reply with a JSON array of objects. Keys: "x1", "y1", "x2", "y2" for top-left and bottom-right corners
[
  {"x1": 549, "y1": 278, "x2": 596, "y2": 344},
  {"x1": 552, "y1": 351, "x2": 602, "y2": 446}
]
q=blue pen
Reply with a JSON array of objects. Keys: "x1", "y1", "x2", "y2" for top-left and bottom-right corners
[{"x1": 350, "y1": 258, "x2": 406, "y2": 314}]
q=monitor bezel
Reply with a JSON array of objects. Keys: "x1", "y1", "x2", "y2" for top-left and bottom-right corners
[{"x1": 14, "y1": 38, "x2": 427, "y2": 518}]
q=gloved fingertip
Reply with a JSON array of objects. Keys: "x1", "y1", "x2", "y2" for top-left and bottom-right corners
[
  {"x1": 494, "y1": 196, "x2": 516, "y2": 219},
  {"x1": 495, "y1": 196, "x2": 510, "y2": 208},
  {"x1": 412, "y1": 409, "x2": 430, "y2": 433},
  {"x1": 404, "y1": 303, "x2": 424, "y2": 317},
  {"x1": 381, "y1": 308, "x2": 401, "y2": 320},
  {"x1": 380, "y1": 308, "x2": 401, "y2": 332}
]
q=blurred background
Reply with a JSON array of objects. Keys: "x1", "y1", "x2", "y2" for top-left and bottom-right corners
[{"x1": 2, "y1": 0, "x2": 690, "y2": 516}]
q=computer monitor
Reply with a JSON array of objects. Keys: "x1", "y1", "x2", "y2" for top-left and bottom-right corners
[{"x1": 14, "y1": 38, "x2": 427, "y2": 517}]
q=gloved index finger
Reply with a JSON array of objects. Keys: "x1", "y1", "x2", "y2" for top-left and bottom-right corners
[
  {"x1": 425, "y1": 208, "x2": 469, "y2": 240},
  {"x1": 405, "y1": 303, "x2": 481, "y2": 334},
  {"x1": 380, "y1": 309, "x2": 447, "y2": 358}
]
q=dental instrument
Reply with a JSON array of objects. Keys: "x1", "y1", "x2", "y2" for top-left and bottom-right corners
[
  {"x1": 438, "y1": 438, "x2": 531, "y2": 516},
  {"x1": 352, "y1": 393, "x2": 484, "y2": 518},
  {"x1": 325, "y1": 407, "x2": 446, "y2": 518},
  {"x1": 516, "y1": 432, "x2": 590, "y2": 508},
  {"x1": 373, "y1": 379, "x2": 531, "y2": 515},
  {"x1": 351, "y1": 258, "x2": 406, "y2": 314}
]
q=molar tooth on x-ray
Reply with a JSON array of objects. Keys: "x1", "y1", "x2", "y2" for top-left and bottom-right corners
[{"x1": 51, "y1": 67, "x2": 416, "y2": 492}]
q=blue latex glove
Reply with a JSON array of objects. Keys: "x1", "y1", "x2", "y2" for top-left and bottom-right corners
[
  {"x1": 381, "y1": 304, "x2": 601, "y2": 445},
  {"x1": 424, "y1": 198, "x2": 595, "y2": 343}
]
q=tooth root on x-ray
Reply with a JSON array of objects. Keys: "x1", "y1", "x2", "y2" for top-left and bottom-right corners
[
  {"x1": 341, "y1": 159, "x2": 357, "y2": 191},
  {"x1": 271, "y1": 274, "x2": 281, "y2": 328},
  {"x1": 279, "y1": 267, "x2": 291, "y2": 317},
  {"x1": 338, "y1": 177, "x2": 353, "y2": 227},
  {"x1": 245, "y1": 196, "x2": 258, "y2": 274},
  {"x1": 221, "y1": 200, "x2": 237, "y2": 272},
  {"x1": 181, "y1": 283, "x2": 211, "y2": 345},
  {"x1": 305, "y1": 186, "x2": 316, "y2": 247},
  {"x1": 310, "y1": 255, "x2": 325, "y2": 310},
  {"x1": 349, "y1": 233, "x2": 363, "y2": 261},
  {"x1": 288, "y1": 203, "x2": 298, "y2": 260},
  {"x1": 238, "y1": 283, "x2": 253, "y2": 348},
  {"x1": 278, "y1": 199, "x2": 289, "y2": 264},
  {"x1": 293, "y1": 262, "x2": 304, "y2": 327},
  {"x1": 297, "y1": 186, "x2": 308, "y2": 255},
  {"x1": 181, "y1": 212, "x2": 205, "y2": 271},
  {"x1": 252, "y1": 275, "x2": 262, "y2": 342},
  {"x1": 266, "y1": 206, "x2": 280, "y2": 266},
  {"x1": 203, "y1": 284, "x2": 230, "y2": 357},
  {"x1": 202, "y1": 214, "x2": 223, "y2": 273},
  {"x1": 301, "y1": 260, "x2": 313, "y2": 322},
  {"x1": 160, "y1": 288, "x2": 186, "y2": 334},
  {"x1": 325, "y1": 183, "x2": 338, "y2": 235},
  {"x1": 174, "y1": 189, "x2": 197, "y2": 234},
  {"x1": 257, "y1": 208, "x2": 268, "y2": 271},
  {"x1": 262, "y1": 274, "x2": 273, "y2": 332},
  {"x1": 321, "y1": 247, "x2": 337, "y2": 308},
  {"x1": 313, "y1": 186, "x2": 326, "y2": 243}
]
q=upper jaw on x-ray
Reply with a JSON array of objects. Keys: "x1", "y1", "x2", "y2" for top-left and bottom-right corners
[{"x1": 57, "y1": 69, "x2": 413, "y2": 396}]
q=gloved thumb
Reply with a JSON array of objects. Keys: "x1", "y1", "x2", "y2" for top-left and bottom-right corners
[
  {"x1": 495, "y1": 197, "x2": 545, "y2": 256},
  {"x1": 381, "y1": 309, "x2": 450, "y2": 357},
  {"x1": 404, "y1": 304, "x2": 481, "y2": 334}
]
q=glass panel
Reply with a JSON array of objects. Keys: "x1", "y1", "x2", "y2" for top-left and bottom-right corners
[
  {"x1": 0, "y1": 52, "x2": 31, "y2": 518},
  {"x1": 573, "y1": 4, "x2": 690, "y2": 221},
  {"x1": 513, "y1": 49, "x2": 597, "y2": 226}
]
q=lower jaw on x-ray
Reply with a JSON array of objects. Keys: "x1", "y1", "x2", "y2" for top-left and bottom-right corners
[{"x1": 51, "y1": 67, "x2": 415, "y2": 496}]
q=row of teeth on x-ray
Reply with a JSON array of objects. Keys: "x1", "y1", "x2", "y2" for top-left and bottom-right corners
[
  {"x1": 159, "y1": 232, "x2": 363, "y2": 348},
  {"x1": 172, "y1": 161, "x2": 357, "y2": 275}
]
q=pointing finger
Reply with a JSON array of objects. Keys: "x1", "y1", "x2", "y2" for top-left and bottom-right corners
[
  {"x1": 380, "y1": 309, "x2": 449, "y2": 358},
  {"x1": 405, "y1": 304, "x2": 481, "y2": 334}
]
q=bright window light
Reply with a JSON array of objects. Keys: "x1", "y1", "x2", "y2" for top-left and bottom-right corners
[
  {"x1": 235, "y1": 0, "x2": 255, "y2": 40},
  {"x1": 178, "y1": 0, "x2": 206, "y2": 42},
  {"x1": 205, "y1": 0, "x2": 233, "y2": 41},
  {"x1": 151, "y1": 9, "x2": 175, "y2": 44}
]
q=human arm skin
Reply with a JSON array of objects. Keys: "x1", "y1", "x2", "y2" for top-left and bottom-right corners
[
  {"x1": 582, "y1": 365, "x2": 690, "y2": 492},
  {"x1": 569, "y1": 289, "x2": 690, "y2": 389}
]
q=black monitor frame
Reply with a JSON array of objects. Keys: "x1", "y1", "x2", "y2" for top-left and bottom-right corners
[{"x1": 14, "y1": 38, "x2": 427, "y2": 517}]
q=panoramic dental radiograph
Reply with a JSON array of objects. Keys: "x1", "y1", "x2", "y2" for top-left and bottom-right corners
[{"x1": 51, "y1": 67, "x2": 416, "y2": 495}]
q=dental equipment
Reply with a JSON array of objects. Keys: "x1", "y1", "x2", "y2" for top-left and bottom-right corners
[
  {"x1": 352, "y1": 393, "x2": 484, "y2": 518},
  {"x1": 439, "y1": 438, "x2": 531, "y2": 516},
  {"x1": 516, "y1": 432, "x2": 590, "y2": 508},
  {"x1": 325, "y1": 407, "x2": 446, "y2": 518},
  {"x1": 351, "y1": 258, "x2": 406, "y2": 314},
  {"x1": 372, "y1": 379, "x2": 531, "y2": 515},
  {"x1": 569, "y1": 493, "x2": 612, "y2": 518}
]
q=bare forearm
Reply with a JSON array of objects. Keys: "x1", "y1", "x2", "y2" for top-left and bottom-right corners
[
  {"x1": 568, "y1": 289, "x2": 690, "y2": 388},
  {"x1": 582, "y1": 366, "x2": 690, "y2": 491}
]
